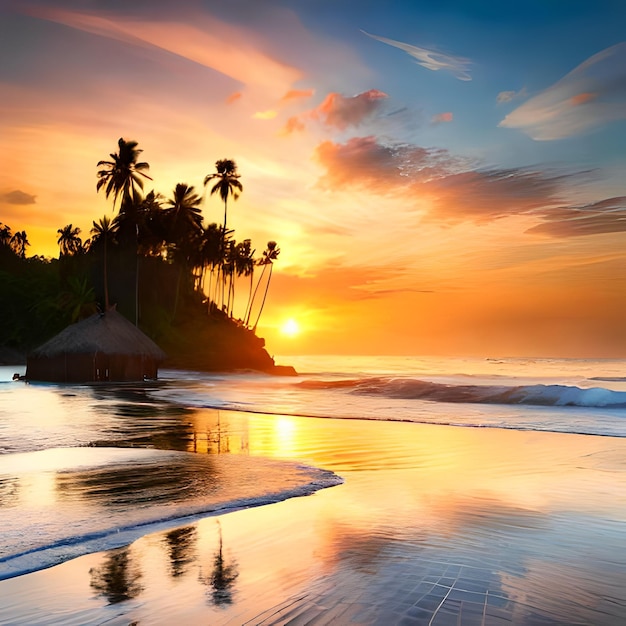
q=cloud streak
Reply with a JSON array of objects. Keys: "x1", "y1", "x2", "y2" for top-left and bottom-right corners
[
  {"x1": 314, "y1": 135, "x2": 626, "y2": 235},
  {"x1": 25, "y1": 5, "x2": 302, "y2": 93},
  {"x1": 361, "y1": 30, "x2": 471, "y2": 81},
  {"x1": 499, "y1": 42, "x2": 626, "y2": 140},
  {"x1": 527, "y1": 197, "x2": 626, "y2": 237}
]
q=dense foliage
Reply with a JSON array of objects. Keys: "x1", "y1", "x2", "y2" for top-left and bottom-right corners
[{"x1": 0, "y1": 139, "x2": 284, "y2": 372}]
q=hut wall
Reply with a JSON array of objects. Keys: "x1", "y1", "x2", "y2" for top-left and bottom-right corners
[
  {"x1": 108, "y1": 354, "x2": 158, "y2": 381},
  {"x1": 26, "y1": 354, "x2": 97, "y2": 383},
  {"x1": 27, "y1": 352, "x2": 160, "y2": 382}
]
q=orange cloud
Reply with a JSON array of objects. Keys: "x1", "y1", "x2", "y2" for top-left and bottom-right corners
[
  {"x1": 527, "y1": 197, "x2": 626, "y2": 237},
  {"x1": 281, "y1": 89, "x2": 315, "y2": 102},
  {"x1": 431, "y1": 112, "x2": 453, "y2": 124},
  {"x1": 314, "y1": 136, "x2": 456, "y2": 193},
  {"x1": 570, "y1": 92, "x2": 597, "y2": 105},
  {"x1": 284, "y1": 89, "x2": 388, "y2": 134},
  {"x1": 226, "y1": 92, "x2": 243, "y2": 104},
  {"x1": 26, "y1": 5, "x2": 302, "y2": 93},
  {"x1": 313, "y1": 136, "x2": 626, "y2": 231}
]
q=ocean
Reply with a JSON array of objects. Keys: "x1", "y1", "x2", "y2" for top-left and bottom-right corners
[{"x1": 1, "y1": 355, "x2": 625, "y2": 624}]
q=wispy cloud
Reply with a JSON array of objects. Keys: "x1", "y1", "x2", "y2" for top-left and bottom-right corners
[
  {"x1": 361, "y1": 30, "x2": 471, "y2": 81},
  {"x1": 283, "y1": 89, "x2": 388, "y2": 134},
  {"x1": 314, "y1": 135, "x2": 626, "y2": 235},
  {"x1": 527, "y1": 197, "x2": 626, "y2": 237},
  {"x1": 499, "y1": 42, "x2": 626, "y2": 139},
  {"x1": 1, "y1": 189, "x2": 36, "y2": 205},
  {"x1": 25, "y1": 5, "x2": 302, "y2": 93},
  {"x1": 496, "y1": 88, "x2": 527, "y2": 104}
]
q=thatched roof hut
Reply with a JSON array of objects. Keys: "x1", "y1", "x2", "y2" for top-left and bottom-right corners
[{"x1": 26, "y1": 310, "x2": 167, "y2": 383}]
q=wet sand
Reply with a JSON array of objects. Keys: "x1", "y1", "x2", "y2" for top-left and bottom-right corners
[{"x1": 1, "y1": 411, "x2": 626, "y2": 625}]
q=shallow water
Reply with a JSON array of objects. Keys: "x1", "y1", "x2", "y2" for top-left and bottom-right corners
[
  {"x1": 1, "y1": 357, "x2": 626, "y2": 624},
  {"x1": 1, "y1": 412, "x2": 625, "y2": 625}
]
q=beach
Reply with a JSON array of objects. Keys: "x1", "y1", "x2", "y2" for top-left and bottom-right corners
[
  {"x1": 1, "y1": 358, "x2": 626, "y2": 625},
  {"x1": 0, "y1": 357, "x2": 626, "y2": 626}
]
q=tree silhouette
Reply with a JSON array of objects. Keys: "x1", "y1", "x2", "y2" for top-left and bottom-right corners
[
  {"x1": 248, "y1": 241, "x2": 280, "y2": 330},
  {"x1": 203, "y1": 159, "x2": 242, "y2": 236},
  {"x1": 163, "y1": 526, "x2": 197, "y2": 578},
  {"x1": 233, "y1": 239, "x2": 255, "y2": 320},
  {"x1": 9, "y1": 230, "x2": 29, "y2": 259},
  {"x1": 164, "y1": 183, "x2": 203, "y2": 243},
  {"x1": 199, "y1": 521, "x2": 239, "y2": 606},
  {"x1": 96, "y1": 137, "x2": 152, "y2": 211},
  {"x1": 164, "y1": 183, "x2": 204, "y2": 319},
  {"x1": 0, "y1": 223, "x2": 12, "y2": 248},
  {"x1": 89, "y1": 547, "x2": 143, "y2": 604},
  {"x1": 58, "y1": 275, "x2": 97, "y2": 322},
  {"x1": 90, "y1": 215, "x2": 117, "y2": 309},
  {"x1": 56, "y1": 224, "x2": 83, "y2": 257},
  {"x1": 135, "y1": 190, "x2": 166, "y2": 256}
]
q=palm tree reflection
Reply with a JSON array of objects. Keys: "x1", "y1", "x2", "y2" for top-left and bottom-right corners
[
  {"x1": 199, "y1": 521, "x2": 239, "y2": 606},
  {"x1": 163, "y1": 525, "x2": 197, "y2": 578},
  {"x1": 89, "y1": 546, "x2": 142, "y2": 604}
]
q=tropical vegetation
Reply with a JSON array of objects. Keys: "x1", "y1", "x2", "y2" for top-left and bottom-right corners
[{"x1": 0, "y1": 138, "x2": 284, "y2": 372}]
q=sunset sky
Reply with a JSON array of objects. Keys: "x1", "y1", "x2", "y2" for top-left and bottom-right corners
[{"x1": 2, "y1": 0, "x2": 626, "y2": 357}]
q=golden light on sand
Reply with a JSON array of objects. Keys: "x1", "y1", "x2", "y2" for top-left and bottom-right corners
[{"x1": 280, "y1": 319, "x2": 300, "y2": 337}]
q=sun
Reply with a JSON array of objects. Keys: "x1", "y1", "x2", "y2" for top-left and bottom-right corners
[{"x1": 280, "y1": 319, "x2": 300, "y2": 337}]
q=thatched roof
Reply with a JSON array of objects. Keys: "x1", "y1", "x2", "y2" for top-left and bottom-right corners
[{"x1": 30, "y1": 310, "x2": 166, "y2": 360}]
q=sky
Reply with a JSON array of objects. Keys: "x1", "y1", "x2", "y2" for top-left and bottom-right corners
[{"x1": 1, "y1": 0, "x2": 626, "y2": 358}]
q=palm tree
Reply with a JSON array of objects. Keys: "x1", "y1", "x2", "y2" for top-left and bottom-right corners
[
  {"x1": 203, "y1": 159, "x2": 242, "y2": 236},
  {"x1": 164, "y1": 184, "x2": 204, "y2": 319},
  {"x1": 90, "y1": 215, "x2": 117, "y2": 309},
  {"x1": 97, "y1": 139, "x2": 152, "y2": 326},
  {"x1": 96, "y1": 138, "x2": 152, "y2": 211},
  {"x1": 136, "y1": 191, "x2": 166, "y2": 257},
  {"x1": 233, "y1": 239, "x2": 255, "y2": 321},
  {"x1": 58, "y1": 275, "x2": 97, "y2": 322},
  {"x1": 164, "y1": 183, "x2": 203, "y2": 243},
  {"x1": 57, "y1": 224, "x2": 83, "y2": 257},
  {"x1": 200, "y1": 223, "x2": 225, "y2": 312},
  {"x1": 9, "y1": 230, "x2": 29, "y2": 259},
  {"x1": 250, "y1": 241, "x2": 280, "y2": 331},
  {"x1": 0, "y1": 223, "x2": 12, "y2": 249}
]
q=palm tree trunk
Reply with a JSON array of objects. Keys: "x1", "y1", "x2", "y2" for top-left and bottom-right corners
[
  {"x1": 253, "y1": 263, "x2": 273, "y2": 331},
  {"x1": 103, "y1": 238, "x2": 109, "y2": 310},
  {"x1": 244, "y1": 269, "x2": 254, "y2": 326},
  {"x1": 246, "y1": 263, "x2": 267, "y2": 327}
]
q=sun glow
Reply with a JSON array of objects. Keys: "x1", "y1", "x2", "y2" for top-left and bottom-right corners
[{"x1": 280, "y1": 319, "x2": 300, "y2": 337}]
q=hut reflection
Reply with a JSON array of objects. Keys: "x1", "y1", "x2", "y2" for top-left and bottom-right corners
[
  {"x1": 89, "y1": 546, "x2": 142, "y2": 604},
  {"x1": 189, "y1": 411, "x2": 249, "y2": 455},
  {"x1": 199, "y1": 521, "x2": 239, "y2": 606},
  {"x1": 163, "y1": 525, "x2": 197, "y2": 578}
]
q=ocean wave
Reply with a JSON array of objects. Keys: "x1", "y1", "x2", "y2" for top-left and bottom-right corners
[{"x1": 298, "y1": 378, "x2": 626, "y2": 408}]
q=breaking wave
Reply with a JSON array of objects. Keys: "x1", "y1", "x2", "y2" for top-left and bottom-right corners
[{"x1": 298, "y1": 377, "x2": 626, "y2": 409}]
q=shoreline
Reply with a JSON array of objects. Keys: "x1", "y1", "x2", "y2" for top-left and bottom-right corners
[{"x1": 1, "y1": 410, "x2": 625, "y2": 625}]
